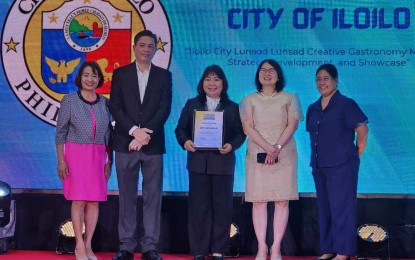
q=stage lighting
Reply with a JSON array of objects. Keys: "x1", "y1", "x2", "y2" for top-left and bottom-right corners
[
  {"x1": 230, "y1": 222, "x2": 239, "y2": 238},
  {"x1": 0, "y1": 181, "x2": 15, "y2": 254},
  {"x1": 357, "y1": 223, "x2": 390, "y2": 260},
  {"x1": 0, "y1": 181, "x2": 12, "y2": 228},
  {"x1": 56, "y1": 219, "x2": 85, "y2": 254},
  {"x1": 225, "y1": 222, "x2": 240, "y2": 258}
]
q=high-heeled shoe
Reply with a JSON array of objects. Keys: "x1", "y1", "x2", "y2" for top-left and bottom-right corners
[
  {"x1": 211, "y1": 254, "x2": 223, "y2": 260},
  {"x1": 87, "y1": 255, "x2": 97, "y2": 260},
  {"x1": 270, "y1": 245, "x2": 282, "y2": 260},
  {"x1": 271, "y1": 251, "x2": 282, "y2": 260},
  {"x1": 255, "y1": 245, "x2": 268, "y2": 260},
  {"x1": 75, "y1": 248, "x2": 89, "y2": 260},
  {"x1": 87, "y1": 251, "x2": 97, "y2": 260},
  {"x1": 315, "y1": 254, "x2": 336, "y2": 260},
  {"x1": 193, "y1": 255, "x2": 204, "y2": 260},
  {"x1": 255, "y1": 254, "x2": 267, "y2": 260},
  {"x1": 86, "y1": 248, "x2": 97, "y2": 260}
]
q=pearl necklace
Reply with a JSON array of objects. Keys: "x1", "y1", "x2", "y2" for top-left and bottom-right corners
[{"x1": 260, "y1": 91, "x2": 278, "y2": 98}]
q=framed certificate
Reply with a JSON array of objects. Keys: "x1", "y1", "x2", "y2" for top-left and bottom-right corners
[{"x1": 193, "y1": 110, "x2": 224, "y2": 150}]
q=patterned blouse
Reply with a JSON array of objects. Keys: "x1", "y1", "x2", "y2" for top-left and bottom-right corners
[{"x1": 55, "y1": 91, "x2": 111, "y2": 145}]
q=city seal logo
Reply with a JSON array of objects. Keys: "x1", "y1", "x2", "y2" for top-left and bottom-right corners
[
  {"x1": 63, "y1": 7, "x2": 110, "y2": 53},
  {"x1": 2, "y1": 0, "x2": 172, "y2": 126}
]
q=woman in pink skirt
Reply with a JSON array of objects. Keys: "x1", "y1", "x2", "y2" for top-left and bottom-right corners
[{"x1": 55, "y1": 61, "x2": 112, "y2": 260}]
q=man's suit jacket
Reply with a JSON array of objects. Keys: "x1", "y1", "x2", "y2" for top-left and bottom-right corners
[
  {"x1": 175, "y1": 96, "x2": 246, "y2": 175},
  {"x1": 109, "y1": 62, "x2": 172, "y2": 154}
]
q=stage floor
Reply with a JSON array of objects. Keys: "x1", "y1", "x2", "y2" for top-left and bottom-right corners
[{"x1": 0, "y1": 251, "x2": 413, "y2": 260}]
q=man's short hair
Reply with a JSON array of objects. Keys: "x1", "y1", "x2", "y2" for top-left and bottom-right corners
[{"x1": 133, "y1": 30, "x2": 157, "y2": 45}]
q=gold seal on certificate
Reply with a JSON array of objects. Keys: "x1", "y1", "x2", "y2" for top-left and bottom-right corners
[{"x1": 193, "y1": 110, "x2": 224, "y2": 149}]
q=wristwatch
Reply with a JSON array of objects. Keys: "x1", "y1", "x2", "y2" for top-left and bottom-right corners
[{"x1": 275, "y1": 144, "x2": 282, "y2": 150}]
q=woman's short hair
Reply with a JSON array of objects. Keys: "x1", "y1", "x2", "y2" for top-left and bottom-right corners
[
  {"x1": 255, "y1": 59, "x2": 285, "y2": 92},
  {"x1": 74, "y1": 61, "x2": 104, "y2": 89},
  {"x1": 316, "y1": 63, "x2": 338, "y2": 79},
  {"x1": 197, "y1": 64, "x2": 229, "y2": 101}
]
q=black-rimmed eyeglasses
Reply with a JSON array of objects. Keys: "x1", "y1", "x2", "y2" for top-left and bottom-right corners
[{"x1": 260, "y1": 68, "x2": 277, "y2": 75}]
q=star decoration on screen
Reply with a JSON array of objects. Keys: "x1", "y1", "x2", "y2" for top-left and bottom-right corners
[
  {"x1": 157, "y1": 37, "x2": 168, "y2": 52},
  {"x1": 113, "y1": 12, "x2": 123, "y2": 23},
  {"x1": 4, "y1": 37, "x2": 20, "y2": 53},
  {"x1": 49, "y1": 13, "x2": 59, "y2": 23}
]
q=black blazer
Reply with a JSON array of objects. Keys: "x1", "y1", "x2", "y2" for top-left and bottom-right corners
[
  {"x1": 175, "y1": 96, "x2": 246, "y2": 175},
  {"x1": 109, "y1": 62, "x2": 172, "y2": 154}
]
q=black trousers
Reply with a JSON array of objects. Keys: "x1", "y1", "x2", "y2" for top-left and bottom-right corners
[{"x1": 188, "y1": 172, "x2": 234, "y2": 256}]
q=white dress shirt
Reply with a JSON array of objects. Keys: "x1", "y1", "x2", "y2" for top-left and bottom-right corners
[
  {"x1": 206, "y1": 96, "x2": 220, "y2": 111},
  {"x1": 137, "y1": 62, "x2": 151, "y2": 103},
  {"x1": 129, "y1": 62, "x2": 151, "y2": 136}
]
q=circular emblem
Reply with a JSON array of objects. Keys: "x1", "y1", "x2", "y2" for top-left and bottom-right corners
[
  {"x1": 63, "y1": 7, "x2": 110, "y2": 52},
  {"x1": 1, "y1": 0, "x2": 172, "y2": 126}
]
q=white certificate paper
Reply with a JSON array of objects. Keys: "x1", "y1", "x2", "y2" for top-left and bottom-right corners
[{"x1": 193, "y1": 110, "x2": 224, "y2": 149}]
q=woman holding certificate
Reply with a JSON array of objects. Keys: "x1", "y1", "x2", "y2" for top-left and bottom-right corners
[
  {"x1": 240, "y1": 59, "x2": 303, "y2": 260},
  {"x1": 175, "y1": 65, "x2": 246, "y2": 260}
]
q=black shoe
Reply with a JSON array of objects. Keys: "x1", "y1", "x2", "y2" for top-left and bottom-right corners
[
  {"x1": 315, "y1": 254, "x2": 336, "y2": 260},
  {"x1": 113, "y1": 250, "x2": 134, "y2": 260},
  {"x1": 212, "y1": 255, "x2": 223, "y2": 260},
  {"x1": 141, "y1": 250, "x2": 163, "y2": 260},
  {"x1": 194, "y1": 255, "x2": 204, "y2": 260}
]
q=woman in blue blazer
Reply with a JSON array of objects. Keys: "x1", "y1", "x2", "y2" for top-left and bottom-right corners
[{"x1": 306, "y1": 64, "x2": 369, "y2": 260}]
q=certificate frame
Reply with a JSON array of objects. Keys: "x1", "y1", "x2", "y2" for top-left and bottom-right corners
[{"x1": 192, "y1": 110, "x2": 224, "y2": 150}]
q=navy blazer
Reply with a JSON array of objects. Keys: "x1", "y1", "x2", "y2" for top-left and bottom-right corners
[
  {"x1": 175, "y1": 96, "x2": 246, "y2": 175},
  {"x1": 306, "y1": 91, "x2": 368, "y2": 168},
  {"x1": 109, "y1": 62, "x2": 172, "y2": 154}
]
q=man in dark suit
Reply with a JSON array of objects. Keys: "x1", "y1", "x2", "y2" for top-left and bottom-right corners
[{"x1": 110, "y1": 30, "x2": 172, "y2": 260}]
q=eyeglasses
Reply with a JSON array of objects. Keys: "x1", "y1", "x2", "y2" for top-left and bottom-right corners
[
  {"x1": 260, "y1": 68, "x2": 277, "y2": 75},
  {"x1": 315, "y1": 77, "x2": 333, "y2": 83}
]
